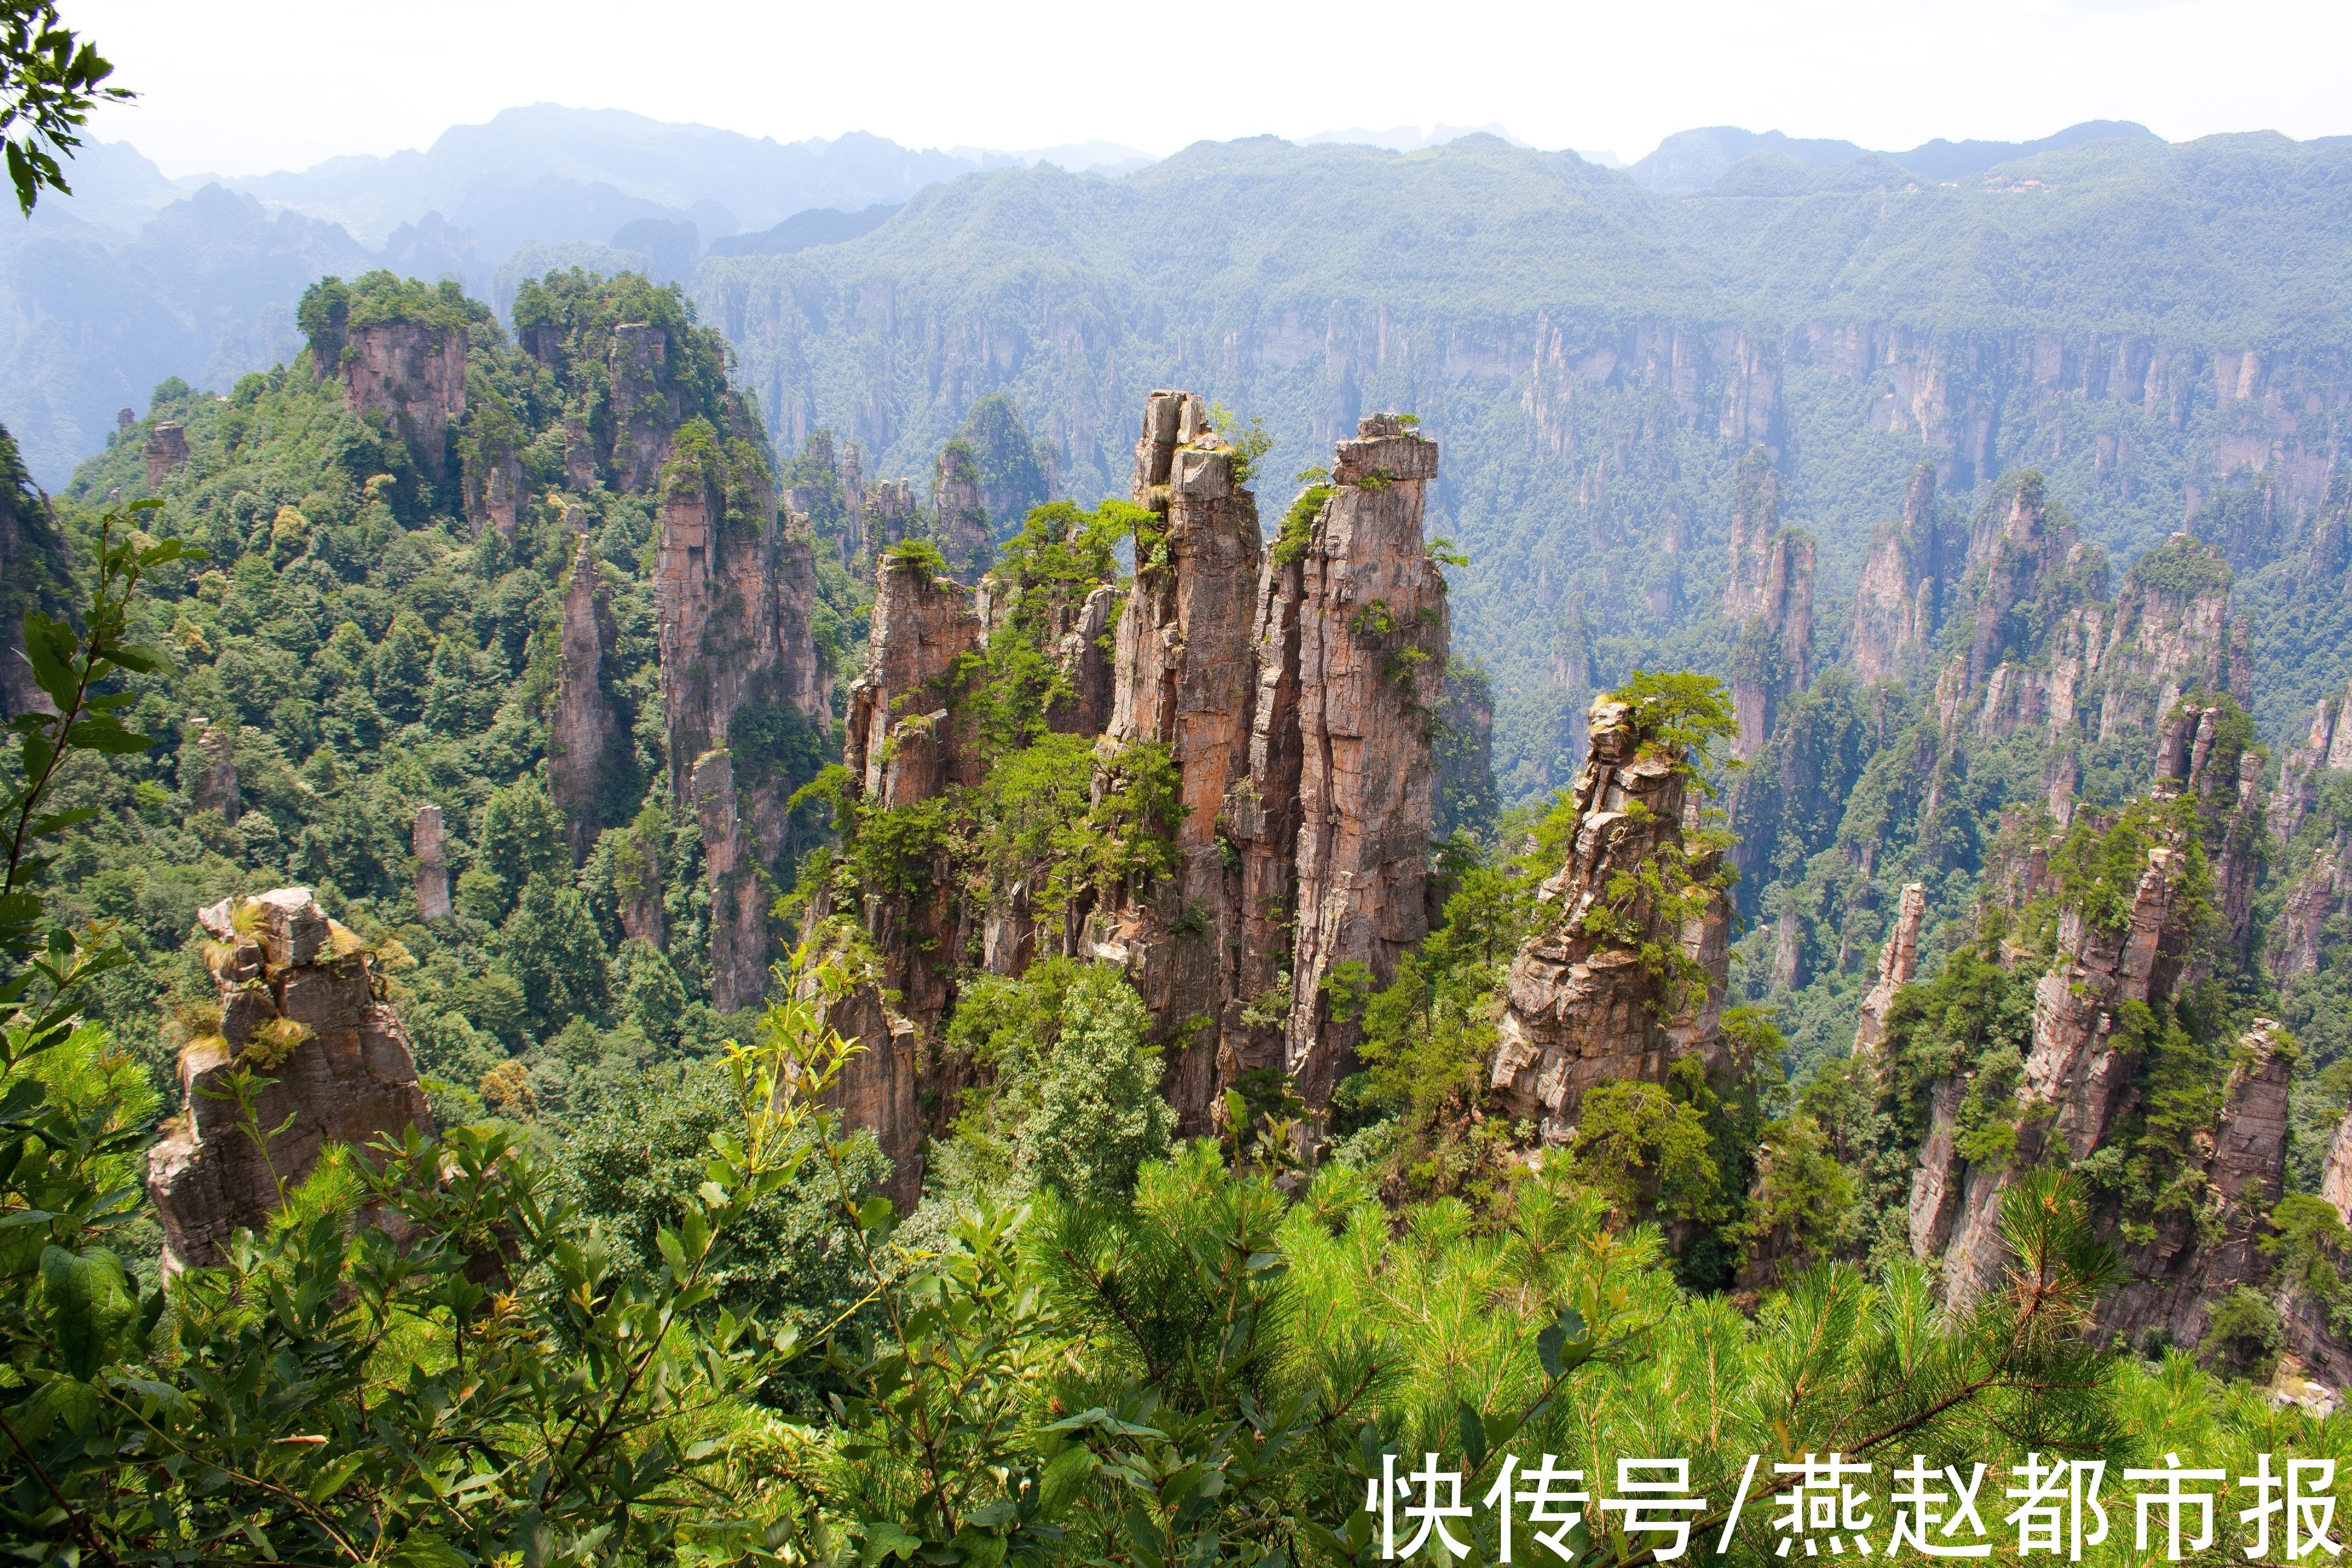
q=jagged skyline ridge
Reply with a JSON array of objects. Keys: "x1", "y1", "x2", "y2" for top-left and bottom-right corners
[{"x1": 73, "y1": 0, "x2": 2352, "y2": 178}]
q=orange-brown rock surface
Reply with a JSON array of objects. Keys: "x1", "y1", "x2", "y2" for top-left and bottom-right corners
[
  {"x1": 1486, "y1": 696, "x2": 1731, "y2": 1142},
  {"x1": 340, "y1": 322, "x2": 466, "y2": 480},
  {"x1": 148, "y1": 889, "x2": 433, "y2": 1273},
  {"x1": 1851, "y1": 881, "x2": 1925, "y2": 1058},
  {"x1": 411, "y1": 804, "x2": 451, "y2": 921},
  {"x1": 143, "y1": 420, "x2": 190, "y2": 488},
  {"x1": 1282, "y1": 413, "x2": 1449, "y2": 1105},
  {"x1": 548, "y1": 534, "x2": 623, "y2": 858},
  {"x1": 1088, "y1": 391, "x2": 1266, "y2": 1124}
]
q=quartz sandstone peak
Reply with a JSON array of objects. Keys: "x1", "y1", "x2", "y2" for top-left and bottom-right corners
[
  {"x1": 1847, "y1": 463, "x2": 1942, "y2": 688},
  {"x1": 339, "y1": 321, "x2": 467, "y2": 481},
  {"x1": 1282, "y1": 411, "x2": 1449, "y2": 1106},
  {"x1": 1851, "y1": 881, "x2": 1925, "y2": 1059},
  {"x1": 412, "y1": 804, "x2": 451, "y2": 921},
  {"x1": 143, "y1": 420, "x2": 190, "y2": 489},
  {"x1": 1088, "y1": 390, "x2": 1266, "y2": 1126},
  {"x1": 547, "y1": 534, "x2": 624, "y2": 858},
  {"x1": 148, "y1": 889, "x2": 433, "y2": 1273},
  {"x1": 650, "y1": 433, "x2": 827, "y2": 1015},
  {"x1": 1487, "y1": 696, "x2": 1730, "y2": 1143}
]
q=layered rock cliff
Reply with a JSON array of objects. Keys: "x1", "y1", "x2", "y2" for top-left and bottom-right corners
[
  {"x1": 341, "y1": 323, "x2": 467, "y2": 482},
  {"x1": 652, "y1": 438, "x2": 830, "y2": 1012},
  {"x1": 1281, "y1": 414, "x2": 1450, "y2": 1105},
  {"x1": 1086, "y1": 391, "x2": 1265, "y2": 1123},
  {"x1": 548, "y1": 534, "x2": 625, "y2": 858},
  {"x1": 1847, "y1": 465, "x2": 1947, "y2": 688},
  {"x1": 1903, "y1": 713, "x2": 2285, "y2": 1353},
  {"x1": 148, "y1": 889, "x2": 433, "y2": 1273},
  {"x1": 1488, "y1": 696, "x2": 1731, "y2": 1142}
]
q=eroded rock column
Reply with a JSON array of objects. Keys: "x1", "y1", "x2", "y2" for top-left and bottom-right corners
[
  {"x1": 148, "y1": 889, "x2": 433, "y2": 1273},
  {"x1": 1486, "y1": 697, "x2": 1730, "y2": 1141},
  {"x1": 1284, "y1": 413, "x2": 1448, "y2": 1106},
  {"x1": 1089, "y1": 391, "x2": 1264, "y2": 1128}
]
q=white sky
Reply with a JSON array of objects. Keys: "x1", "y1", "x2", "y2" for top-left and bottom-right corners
[{"x1": 76, "y1": 0, "x2": 2352, "y2": 178}]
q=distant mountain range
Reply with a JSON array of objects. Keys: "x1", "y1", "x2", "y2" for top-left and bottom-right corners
[{"x1": 0, "y1": 106, "x2": 2334, "y2": 489}]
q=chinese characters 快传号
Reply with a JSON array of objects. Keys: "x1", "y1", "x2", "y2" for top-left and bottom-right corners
[{"x1": 1361, "y1": 1451, "x2": 2344, "y2": 1562}]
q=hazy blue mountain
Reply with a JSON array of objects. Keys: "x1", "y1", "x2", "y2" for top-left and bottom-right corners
[
  {"x1": 1630, "y1": 119, "x2": 2165, "y2": 192},
  {"x1": 708, "y1": 203, "x2": 902, "y2": 258},
  {"x1": 219, "y1": 106, "x2": 994, "y2": 246}
]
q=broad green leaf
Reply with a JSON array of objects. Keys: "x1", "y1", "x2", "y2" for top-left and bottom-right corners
[
  {"x1": 42, "y1": 1243, "x2": 136, "y2": 1380},
  {"x1": 1458, "y1": 1400, "x2": 1486, "y2": 1470}
]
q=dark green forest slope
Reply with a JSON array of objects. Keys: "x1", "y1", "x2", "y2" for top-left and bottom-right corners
[{"x1": 25, "y1": 268, "x2": 862, "y2": 1128}]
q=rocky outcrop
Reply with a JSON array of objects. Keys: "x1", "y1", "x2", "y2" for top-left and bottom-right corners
[
  {"x1": 2154, "y1": 699, "x2": 2266, "y2": 972},
  {"x1": 1088, "y1": 391, "x2": 1266, "y2": 1125},
  {"x1": 652, "y1": 436, "x2": 827, "y2": 1014},
  {"x1": 148, "y1": 889, "x2": 433, "y2": 1273},
  {"x1": 2092, "y1": 535, "x2": 2249, "y2": 743},
  {"x1": 341, "y1": 323, "x2": 466, "y2": 481},
  {"x1": 1723, "y1": 447, "x2": 1783, "y2": 622},
  {"x1": 412, "y1": 805, "x2": 451, "y2": 921},
  {"x1": 1964, "y1": 476, "x2": 2079, "y2": 684},
  {"x1": 693, "y1": 750, "x2": 769, "y2": 1014},
  {"x1": 803, "y1": 955, "x2": 924, "y2": 1210},
  {"x1": 1926, "y1": 829, "x2": 2194, "y2": 1306},
  {"x1": 1851, "y1": 882, "x2": 1925, "y2": 1057},
  {"x1": 2272, "y1": 679, "x2": 2352, "y2": 846},
  {"x1": 2101, "y1": 1022, "x2": 2291, "y2": 1352},
  {"x1": 609, "y1": 323, "x2": 682, "y2": 492},
  {"x1": 1847, "y1": 464, "x2": 1944, "y2": 687},
  {"x1": 187, "y1": 722, "x2": 239, "y2": 821},
  {"x1": 843, "y1": 554, "x2": 982, "y2": 806},
  {"x1": 2269, "y1": 835, "x2": 2352, "y2": 982},
  {"x1": 932, "y1": 442, "x2": 991, "y2": 578},
  {"x1": 1057, "y1": 584, "x2": 1117, "y2": 736},
  {"x1": 1282, "y1": 414, "x2": 1450, "y2": 1105},
  {"x1": 466, "y1": 449, "x2": 524, "y2": 535},
  {"x1": 1487, "y1": 696, "x2": 1730, "y2": 1142},
  {"x1": 2323, "y1": 1115, "x2": 2352, "y2": 1224},
  {"x1": 869, "y1": 479, "x2": 920, "y2": 549},
  {"x1": 548, "y1": 535, "x2": 624, "y2": 857},
  {"x1": 1727, "y1": 529, "x2": 1815, "y2": 760},
  {"x1": 143, "y1": 420, "x2": 190, "y2": 488}
]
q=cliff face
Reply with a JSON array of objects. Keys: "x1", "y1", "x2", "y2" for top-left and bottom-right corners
[
  {"x1": 1487, "y1": 697, "x2": 1730, "y2": 1142},
  {"x1": 412, "y1": 804, "x2": 451, "y2": 921},
  {"x1": 610, "y1": 323, "x2": 682, "y2": 493},
  {"x1": 341, "y1": 322, "x2": 466, "y2": 481},
  {"x1": 143, "y1": 420, "x2": 190, "y2": 488},
  {"x1": 652, "y1": 443, "x2": 829, "y2": 1011},
  {"x1": 2100, "y1": 1021, "x2": 2291, "y2": 1351},
  {"x1": 932, "y1": 442, "x2": 992, "y2": 578},
  {"x1": 814, "y1": 554, "x2": 984, "y2": 1205},
  {"x1": 1851, "y1": 881, "x2": 1925, "y2": 1057},
  {"x1": 148, "y1": 889, "x2": 433, "y2": 1273},
  {"x1": 187, "y1": 722, "x2": 239, "y2": 821},
  {"x1": 1282, "y1": 414, "x2": 1449, "y2": 1104},
  {"x1": 1088, "y1": 391, "x2": 1265, "y2": 1123},
  {"x1": 547, "y1": 535, "x2": 624, "y2": 858},
  {"x1": 843, "y1": 555, "x2": 982, "y2": 808},
  {"x1": 1727, "y1": 529, "x2": 1815, "y2": 760},
  {"x1": 1906, "y1": 716, "x2": 2281, "y2": 1351},
  {"x1": 1847, "y1": 464, "x2": 1945, "y2": 687}
]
